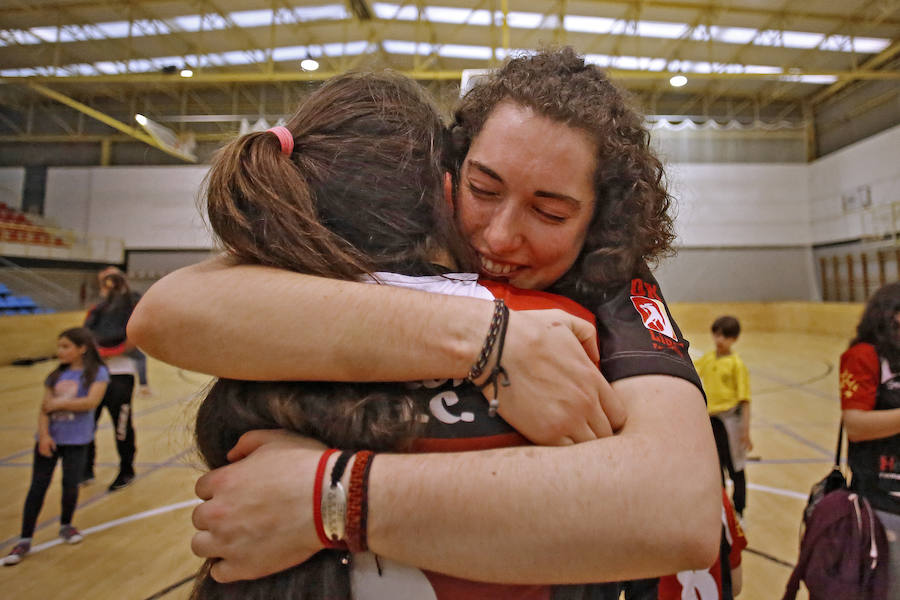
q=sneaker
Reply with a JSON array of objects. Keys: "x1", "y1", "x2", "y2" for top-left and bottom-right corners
[
  {"x1": 60, "y1": 525, "x2": 83, "y2": 544},
  {"x1": 108, "y1": 472, "x2": 135, "y2": 491},
  {"x1": 3, "y1": 541, "x2": 30, "y2": 566},
  {"x1": 138, "y1": 385, "x2": 154, "y2": 397}
]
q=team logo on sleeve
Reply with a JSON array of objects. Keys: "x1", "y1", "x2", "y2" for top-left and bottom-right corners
[{"x1": 631, "y1": 296, "x2": 678, "y2": 341}]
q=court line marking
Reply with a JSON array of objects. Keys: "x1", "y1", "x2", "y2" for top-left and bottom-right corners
[
  {"x1": 5, "y1": 499, "x2": 201, "y2": 558},
  {"x1": 747, "y1": 482, "x2": 807, "y2": 501}
]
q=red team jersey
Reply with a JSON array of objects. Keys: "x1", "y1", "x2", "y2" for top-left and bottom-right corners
[
  {"x1": 657, "y1": 489, "x2": 747, "y2": 600},
  {"x1": 352, "y1": 271, "x2": 703, "y2": 600}
]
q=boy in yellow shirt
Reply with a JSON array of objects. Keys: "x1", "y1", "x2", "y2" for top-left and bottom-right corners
[{"x1": 695, "y1": 315, "x2": 751, "y2": 517}]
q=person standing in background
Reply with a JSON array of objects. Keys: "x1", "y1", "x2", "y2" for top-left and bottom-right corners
[
  {"x1": 84, "y1": 271, "x2": 139, "y2": 490},
  {"x1": 841, "y1": 282, "x2": 900, "y2": 594},
  {"x1": 696, "y1": 315, "x2": 752, "y2": 518}
]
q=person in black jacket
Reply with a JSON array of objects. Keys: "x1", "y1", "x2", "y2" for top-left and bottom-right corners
[{"x1": 84, "y1": 272, "x2": 139, "y2": 491}]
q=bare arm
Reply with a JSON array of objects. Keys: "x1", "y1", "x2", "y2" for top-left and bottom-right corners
[
  {"x1": 129, "y1": 257, "x2": 625, "y2": 444},
  {"x1": 37, "y1": 390, "x2": 55, "y2": 457},
  {"x1": 843, "y1": 408, "x2": 900, "y2": 442},
  {"x1": 43, "y1": 381, "x2": 108, "y2": 413},
  {"x1": 192, "y1": 375, "x2": 720, "y2": 583}
]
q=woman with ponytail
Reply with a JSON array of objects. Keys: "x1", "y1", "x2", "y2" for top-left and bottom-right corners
[
  {"x1": 135, "y1": 49, "x2": 719, "y2": 597},
  {"x1": 189, "y1": 71, "x2": 625, "y2": 599}
]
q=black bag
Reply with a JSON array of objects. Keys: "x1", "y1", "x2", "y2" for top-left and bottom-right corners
[{"x1": 803, "y1": 422, "x2": 848, "y2": 524}]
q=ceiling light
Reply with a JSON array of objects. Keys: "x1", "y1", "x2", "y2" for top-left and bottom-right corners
[
  {"x1": 300, "y1": 58, "x2": 319, "y2": 71},
  {"x1": 135, "y1": 114, "x2": 148, "y2": 126},
  {"x1": 669, "y1": 75, "x2": 688, "y2": 87},
  {"x1": 180, "y1": 68, "x2": 194, "y2": 78}
]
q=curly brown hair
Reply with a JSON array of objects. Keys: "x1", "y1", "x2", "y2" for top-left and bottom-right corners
[{"x1": 450, "y1": 47, "x2": 676, "y2": 292}]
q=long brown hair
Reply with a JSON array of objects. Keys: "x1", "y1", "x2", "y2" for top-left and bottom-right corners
[
  {"x1": 851, "y1": 282, "x2": 900, "y2": 373},
  {"x1": 205, "y1": 71, "x2": 474, "y2": 280},
  {"x1": 45, "y1": 327, "x2": 104, "y2": 389},
  {"x1": 450, "y1": 47, "x2": 676, "y2": 293},
  {"x1": 193, "y1": 72, "x2": 469, "y2": 600}
]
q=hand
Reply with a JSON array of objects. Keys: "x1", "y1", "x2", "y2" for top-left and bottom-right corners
[
  {"x1": 191, "y1": 429, "x2": 327, "y2": 583},
  {"x1": 494, "y1": 309, "x2": 627, "y2": 446},
  {"x1": 42, "y1": 396, "x2": 62, "y2": 413},
  {"x1": 741, "y1": 431, "x2": 753, "y2": 452},
  {"x1": 38, "y1": 435, "x2": 56, "y2": 457}
]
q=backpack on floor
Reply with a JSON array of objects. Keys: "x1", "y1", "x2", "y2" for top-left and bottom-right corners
[{"x1": 782, "y1": 421, "x2": 889, "y2": 600}]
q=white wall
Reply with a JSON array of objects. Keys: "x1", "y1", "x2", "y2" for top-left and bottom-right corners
[
  {"x1": 668, "y1": 163, "x2": 810, "y2": 247},
  {"x1": 44, "y1": 166, "x2": 212, "y2": 248},
  {"x1": 809, "y1": 123, "x2": 900, "y2": 244},
  {"x1": 0, "y1": 167, "x2": 24, "y2": 210}
]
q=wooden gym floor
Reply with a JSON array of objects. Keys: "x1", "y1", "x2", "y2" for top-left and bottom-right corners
[{"x1": 0, "y1": 303, "x2": 863, "y2": 599}]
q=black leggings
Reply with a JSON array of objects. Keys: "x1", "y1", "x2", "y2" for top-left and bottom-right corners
[
  {"x1": 21, "y1": 443, "x2": 88, "y2": 538},
  {"x1": 711, "y1": 416, "x2": 746, "y2": 516},
  {"x1": 86, "y1": 374, "x2": 135, "y2": 477}
]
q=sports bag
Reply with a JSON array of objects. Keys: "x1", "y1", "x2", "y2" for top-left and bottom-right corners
[{"x1": 782, "y1": 422, "x2": 889, "y2": 600}]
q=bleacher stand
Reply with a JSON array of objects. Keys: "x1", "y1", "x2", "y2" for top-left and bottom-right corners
[
  {"x1": 0, "y1": 283, "x2": 53, "y2": 317},
  {"x1": 0, "y1": 202, "x2": 68, "y2": 247}
]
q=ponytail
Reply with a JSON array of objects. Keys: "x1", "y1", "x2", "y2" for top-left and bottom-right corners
[{"x1": 204, "y1": 130, "x2": 372, "y2": 281}]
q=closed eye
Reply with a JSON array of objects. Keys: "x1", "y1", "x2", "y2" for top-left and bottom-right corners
[{"x1": 468, "y1": 183, "x2": 499, "y2": 198}]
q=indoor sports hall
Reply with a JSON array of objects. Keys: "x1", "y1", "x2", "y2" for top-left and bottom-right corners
[{"x1": 1, "y1": 1, "x2": 899, "y2": 599}]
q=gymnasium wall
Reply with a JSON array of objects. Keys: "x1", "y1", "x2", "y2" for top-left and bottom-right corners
[
  {"x1": 26, "y1": 125, "x2": 899, "y2": 302},
  {"x1": 0, "y1": 167, "x2": 24, "y2": 210},
  {"x1": 809, "y1": 122, "x2": 900, "y2": 245}
]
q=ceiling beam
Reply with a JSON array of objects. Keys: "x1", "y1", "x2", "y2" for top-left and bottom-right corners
[
  {"x1": 810, "y1": 38, "x2": 900, "y2": 106},
  {"x1": 3, "y1": 0, "x2": 899, "y2": 28},
  {"x1": 25, "y1": 82, "x2": 196, "y2": 162},
  {"x1": 5, "y1": 68, "x2": 898, "y2": 86}
]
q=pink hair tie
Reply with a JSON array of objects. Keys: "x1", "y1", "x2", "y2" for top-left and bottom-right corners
[{"x1": 267, "y1": 126, "x2": 294, "y2": 156}]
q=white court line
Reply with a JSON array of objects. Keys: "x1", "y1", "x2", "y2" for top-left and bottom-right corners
[
  {"x1": 17, "y1": 499, "x2": 202, "y2": 557},
  {"x1": 747, "y1": 482, "x2": 807, "y2": 501}
]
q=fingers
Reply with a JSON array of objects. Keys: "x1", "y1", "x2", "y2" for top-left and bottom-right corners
[
  {"x1": 565, "y1": 314, "x2": 601, "y2": 364},
  {"x1": 595, "y1": 375, "x2": 628, "y2": 433},
  {"x1": 209, "y1": 559, "x2": 240, "y2": 584},
  {"x1": 191, "y1": 529, "x2": 216, "y2": 558},
  {"x1": 195, "y1": 471, "x2": 216, "y2": 501},
  {"x1": 226, "y1": 429, "x2": 278, "y2": 462},
  {"x1": 586, "y1": 407, "x2": 613, "y2": 439}
]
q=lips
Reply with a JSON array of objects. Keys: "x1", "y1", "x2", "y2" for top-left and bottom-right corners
[{"x1": 480, "y1": 256, "x2": 522, "y2": 276}]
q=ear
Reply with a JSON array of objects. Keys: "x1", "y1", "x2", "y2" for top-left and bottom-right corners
[{"x1": 443, "y1": 172, "x2": 455, "y2": 211}]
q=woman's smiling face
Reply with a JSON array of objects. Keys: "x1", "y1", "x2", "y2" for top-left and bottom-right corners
[{"x1": 455, "y1": 101, "x2": 597, "y2": 291}]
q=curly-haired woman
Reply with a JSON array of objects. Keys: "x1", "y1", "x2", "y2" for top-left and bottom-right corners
[
  {"x1": 841, "y1": 282, "x2": 900, "y2": 592},
  {"x1": 130, "y1": 48, "x2": 720, "y2": 594}
]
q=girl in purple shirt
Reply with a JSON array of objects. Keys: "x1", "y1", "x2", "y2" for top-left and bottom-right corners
[{"x1": 4, "y1": 327, "x2": 109, "y2": 566}]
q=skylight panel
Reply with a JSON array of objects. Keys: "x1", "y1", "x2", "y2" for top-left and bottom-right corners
[
  {"x1": 373, "y1": 3, "x2": 418, "y2": 21},
  {"x1": 781, "y1": 31, "x2": 824, "y2": 49},
  {"x1": 271, "y1": 45, "x2": 309, "y2": 62},
  {"x1": 279, "y1": 5, "x2": 349, "y2": 22},
  {"x1": 563, "y1": 15, "x2": 615, "y2": 34},
  {"x1": 712, "y1": 27, "x2": 757, "y2": 45},
  {"x1": 853, "y1": 37, "x2": 891, "y2": 53},
  {"x1": 96, "y1": 21, "x2": 132, "y2": 37},
  {"x1": 743, "y1": 65, "x2": 782, "y2": 74},
  {"x1": 425, "y1": 7, "x2": 492, "y2": 26},
  {"x1": 438, "y1": 44, "x2": 493, "y2": 60},
  {"x1": 28, "y1": 27, "x2": 57, "y2": 42},
  {"x1": 382, "y1": 40, "x2": 432, "y2": 55},
  {"x1": 171, "y1": 15, "x2": 204, "y2": 32},
  {"x1": 230, "y1": 9, "x2": 274, "y2": 28},
  {"x1": 635, "y1": 21, "x2": 686, "y2": 39},
  {"x1": 797, "y1": 75, "x2": 838, "y2": 84},
  {"x1": 508, "y1": 12, "x2": 544, "y2": 29},
  {"x1": 94, "y1": 61, "x2": 122, "y2": 74}
]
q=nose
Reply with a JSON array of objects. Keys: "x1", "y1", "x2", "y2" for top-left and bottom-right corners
[{"x1": 481, "y1": 202, "x2": 524, "y2": 255}]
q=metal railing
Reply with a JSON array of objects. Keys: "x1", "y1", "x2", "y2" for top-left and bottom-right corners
[{"x1": 0, "y1": 256, "x2": 82, "y2": 311}]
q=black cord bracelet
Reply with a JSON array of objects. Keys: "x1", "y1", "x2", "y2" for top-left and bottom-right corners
[
  {"x1": 467, "y1": 299, "x2": 507, "y2": 381},
  {"x1": 478, "y1": 300, "x2": 511, "y2": 417}
]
